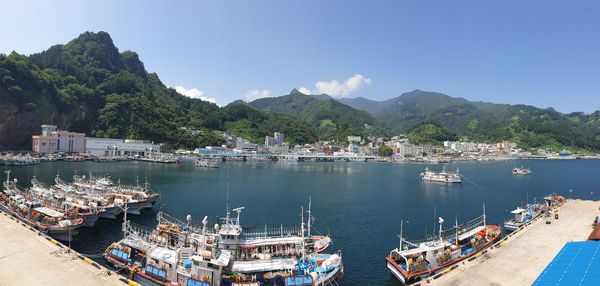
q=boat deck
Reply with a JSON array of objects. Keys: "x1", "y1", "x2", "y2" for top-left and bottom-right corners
[
  {"x1": 0, "y1": 211, "x2": 124, "y2": 286},
  {"x1": 428, "y1": 199, "x2": 599, "y2": 286}
]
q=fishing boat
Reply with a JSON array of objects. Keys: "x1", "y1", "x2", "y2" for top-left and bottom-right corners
[
  {"x1": 55, "y1": 174, "x2": 123, "y2": 219},
  {"x1": 104, "y1": 199, "x2": 343, "y2": 286},
  {"x1": 1, "y1": 171, "x2": 84, "y2": 241},
  {"x1": 30, "y1": 177, "x2": 101, "y2": 227},
  {"x1": 512, "y1": 167, "x2": 532, "y2": 175},
  {"x1": 420, "y1": 166, "x2": 462, "y2": 183},
  {"x1": 72, "y1": 174, "x2": 158, "y2": 214},
  {"x1": 194, "y1": 158, "x2": 220, "y2": 168},
  {"x1": 386, "y1": 206, "x2": 500, "y2": 284},
  {"x1": 503, "y1": 203, "x2": 540, "y2": 231}
]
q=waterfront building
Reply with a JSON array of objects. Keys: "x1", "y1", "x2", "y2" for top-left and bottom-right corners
[
  {"x1": 31, "y1": 125, "x2": 85, "y2": 154},
  {"x1": 235, "y1": 137, "x2": 257, "y2": 152},
  {"x1": 84, "y1": 137, "x2": 160, "y2": 157}
]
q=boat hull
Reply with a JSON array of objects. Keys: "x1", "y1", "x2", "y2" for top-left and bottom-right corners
[
  {"x1": 82, "y1": 213, "x2": 100, "y2": 227},
  {"x1": 126, "y1": 202, "x2": 143, "y2": 215},
  {"x1": 100, "y1": 205, "x2": 122, "y2": 219},
  {"x1": 142, "y1": 194, "x2": 159, "y2": 209},
  {"x1": 0, "y1": 201, "x2": 81, "y2": 241}
]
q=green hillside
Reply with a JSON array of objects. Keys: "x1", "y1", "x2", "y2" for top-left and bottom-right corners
[
  {"x1": 247, "y1": 89, "x2": 385, "y2": 142},
  {"x1": 340, "y1": 90, "x2": 600, "y2": 151},
  {"x1": 0, "y1": 31, "x2": 317, "y2": 149}
]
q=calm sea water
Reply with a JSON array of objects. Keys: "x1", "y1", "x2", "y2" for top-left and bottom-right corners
[{"x1": 4, "y1": 160, "x2": 600, "y2": 285}]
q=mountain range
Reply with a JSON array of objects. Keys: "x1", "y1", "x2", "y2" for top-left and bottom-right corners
[
  {"x1": 1, "y1": 31, "x2": 599, "y2": 152},
  {"x1": 247, "y1": 89, "x2": 600, "y2": 152}
]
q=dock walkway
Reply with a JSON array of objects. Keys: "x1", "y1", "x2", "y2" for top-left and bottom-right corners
[
  {"x1": 428, "y1": 199, "x2": 599, "y2": 286},
  {"x1": 0, "y1": 211, "x2": 127, "y2": 286}
]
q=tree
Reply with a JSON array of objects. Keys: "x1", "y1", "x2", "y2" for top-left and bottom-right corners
[{"x1": 379, "y1": 146, "x2": 393, "y2": 156}]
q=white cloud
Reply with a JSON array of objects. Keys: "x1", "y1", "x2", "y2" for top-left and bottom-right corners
[
  {"x1": 174, "y1": 86, "x2": 219, "y2": 105},
  {"x1": 244, "y1": 89, "x2": 272, "y2": 102},
  {"x1": 297, "y1": 87, "x2": 312, "y2": 95},
  {"x1": 308, "y1": 74, "x2": 372, "y2": 97}
]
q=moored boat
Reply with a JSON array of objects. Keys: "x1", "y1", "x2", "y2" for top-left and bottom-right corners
[
  {"x1": 386, "y1": 206, "x2": 500, "y2": 284},
  {"x1": 503, "y1": 203, "x2": 540, "y2": 231},
  {"x1": 1, "y1": 171, "x2": 84, "y2": 241}
]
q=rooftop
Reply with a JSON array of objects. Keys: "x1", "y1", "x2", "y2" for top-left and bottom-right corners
[{"x1": 533, "y1": 241, "x2": 600, "y2": 285}]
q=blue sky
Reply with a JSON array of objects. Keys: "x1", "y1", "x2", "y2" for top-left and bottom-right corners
[{"x1": 1, "y1": 1, "x2": 599, "y2": 112}]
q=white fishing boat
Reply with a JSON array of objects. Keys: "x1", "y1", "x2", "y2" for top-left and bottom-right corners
[
  {"x1": 420, "y1": 166, "x2": 462, "y2": 183},
  {"x1": 104, "y1": 199, "x2": 343, "y2": 286},
  {"x1": 503, "y1": 203, "x2": 540, "y2": 231},
  {"x1": 386, "y1": 206, "x2": 500, "y2": 284},
  {"x1": 1, "y1": 171, "x2": 84, "y2": 241},
  {"x1": 194, "y1": 158, "x2": 220, "y2": 168},
  {"x1": 512, "y1": 166, "x2": 532, "y2": 175}
]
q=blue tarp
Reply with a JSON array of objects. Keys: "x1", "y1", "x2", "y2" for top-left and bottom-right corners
[
  {"x1": 111, "y1": 249, "x2": 129, "y2": 261},
  {"x1": 145, "y1": 265, "x2": 167, "y2": 279},
  {"x1": 285, "y1": 276, "x2": 313, "y2": 285},
  {"x1": 186, "y1": 279, "x2": 209, "y2": 286},
  {"x1": 533, "y1": 241, "x2": 600, "y2": 286}
]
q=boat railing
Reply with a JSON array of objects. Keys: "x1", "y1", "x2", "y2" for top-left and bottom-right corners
[
  {"x1": 157, "y1": 211, "x2": 216, "y2": 234},
  {"x1": 405, "y1": 215, "x2": 486, "y2": 244},
  {"x1": 125, "y1": 221, "x2": 173, "y2": 247},
  {"x1": 241, "y1": 225, "x2": 301, "y2": 238}
]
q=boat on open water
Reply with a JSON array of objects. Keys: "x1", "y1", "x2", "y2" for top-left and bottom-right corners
[{"x1": 420, "y1": 166, "x2": 462, "y2": 183}]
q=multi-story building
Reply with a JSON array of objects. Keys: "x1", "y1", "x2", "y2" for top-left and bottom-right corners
[
  {"x1": 265, "y1": 136, "x2": 276, "y2": 147},
  {"x1": 31, "y1": 125, "x2": 85, "y2": 154},
  {"x1": 274, "y1": 132, "x2": 284, "y2": 145},
  {"x1": 84, "y1": 138, "x2": 160, "y2": 157}
]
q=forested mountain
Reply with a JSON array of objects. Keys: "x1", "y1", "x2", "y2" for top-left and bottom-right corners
[
  {"x1": 340, "y1": 90, "x2": 600, "y2": 151},
  {"x1": 0, "y1": 31, "x2": 317, "y2": 149},
  {"x1": 246, "y1": 89, "x2": 385, "y2": 142},
  {"x1": 1, "y1": 31, "x2": 599, "y2": 152}
]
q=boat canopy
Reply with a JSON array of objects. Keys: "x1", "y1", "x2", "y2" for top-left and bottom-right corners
[
  {"x1": 241, "y1": 236, "x2": 303, "y2": 247},
  {"x1": 214, "y1": 250, "x2": 231, "y2": 266},
  {"x1": 149, "y1": 247, "x2": 177, "y2": 265},
  {"x1": 231, "y1": 258, "x2": 297, "y2": 272},
  {"x1": 34, "y1": 207, "x2": 64, "y2": 218},
  {"x1": 510, "y1": 208, "x2": 527, "y2": 214},
  {"x1": 458, "y1": 225, "x2": 486, "y2": 241}
]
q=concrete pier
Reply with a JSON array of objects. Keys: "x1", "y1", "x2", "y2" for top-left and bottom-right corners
[
  {"x1": 428, "y1": 199, "x2": 600, "y2": 286},
  {"x1": 0, "y1": 211, "x2": 127, "y2": 286}
]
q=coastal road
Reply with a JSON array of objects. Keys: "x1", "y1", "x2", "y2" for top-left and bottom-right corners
[
  {"x1": 0, "y1": 211, "x2": 125, "y2": 286},
  {"x1": 428, "y1": 199, "x2": 599, "y2": 286}
]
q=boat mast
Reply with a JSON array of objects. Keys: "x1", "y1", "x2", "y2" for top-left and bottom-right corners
[
  {"x1": 438, "y1": 217, "x2": 444, "y2": 241},
  {"x1": 398, "y1": 219, "x2": 403, "y2": 250},
  {"x1": 483, "y1": 202, "x2": 486, "y2": 226},
  {"x1": 122, "y1": 202, "x2": 128, "y2": 240},
  {"x1": 4, "y1": 170, "x2": 9, "y2": 187},
  {"x1": 301, "y1": 205, "x2": 306, "y2": 261},
  {"x1": 455, "y1": 216, "x2": 459, "y2": 246},
  {"x1": 307, "y1": 197, "x2": 312, "y2": 237}
]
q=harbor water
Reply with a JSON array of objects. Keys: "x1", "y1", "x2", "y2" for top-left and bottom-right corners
[{"x1": 4, "y1": 159, "x2": 599, "y2": 285}]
